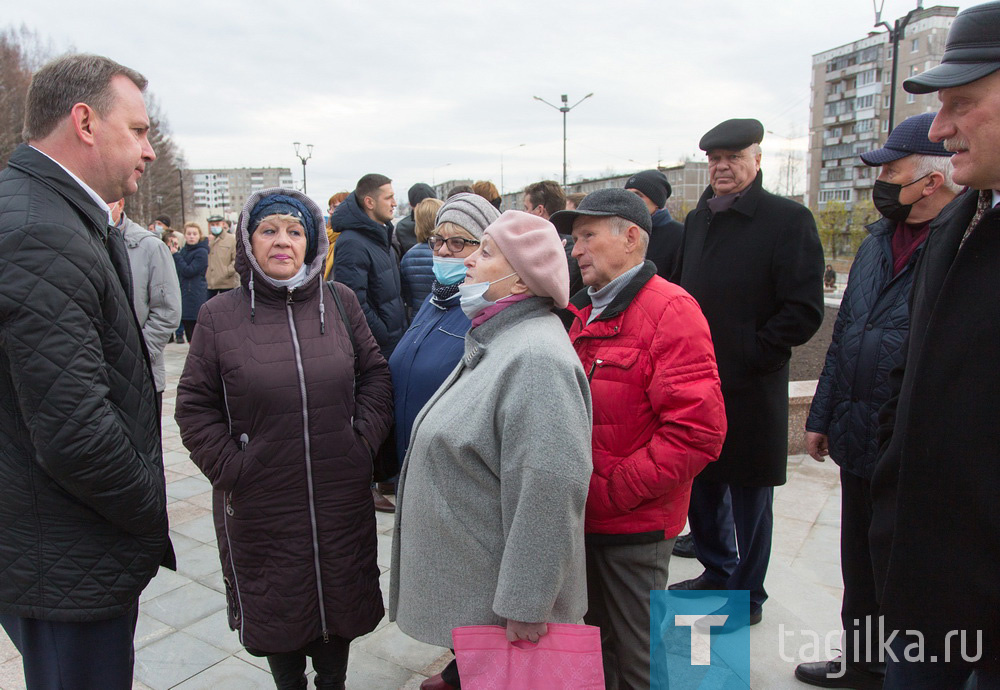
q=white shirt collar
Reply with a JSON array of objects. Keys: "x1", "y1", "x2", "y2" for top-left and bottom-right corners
[
  {"x1": 29, "y1": 145, "x2": 113, "y2": 225},
  {"x1": 992, "y1": 190, "x2": 1000, "y2": 208}
]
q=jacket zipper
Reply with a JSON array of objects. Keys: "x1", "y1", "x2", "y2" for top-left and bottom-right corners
[
  {"x1": 221, "y1": 379, "x2": 247, "y2": 643},
  {"x1": 587, "y1": 359, "x2": 604, "y2": 382},
  {"x1": 285, "y1": 290, "x2": 330, "y2": 641}
]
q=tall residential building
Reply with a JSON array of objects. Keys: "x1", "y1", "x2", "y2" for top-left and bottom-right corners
[
  {"x1": 183, "y1": 167, "x2": 294, "y2": 225},
  {"x1": 807, "y1": 5, "x2": 957, "y2": 211}
]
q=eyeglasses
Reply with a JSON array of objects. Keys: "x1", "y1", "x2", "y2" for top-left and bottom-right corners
[{"x1": 428, "y1": 235, "x2": 480, "y2": 252}]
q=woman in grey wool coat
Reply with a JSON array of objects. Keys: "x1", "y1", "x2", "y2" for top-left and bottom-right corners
[{"x1": 389, "y1": 210, "x2": 593, "y2": 690}]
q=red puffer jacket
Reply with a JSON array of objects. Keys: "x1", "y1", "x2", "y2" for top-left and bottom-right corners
[{"x1": 567, "y1": 262, "x2": 726, "y2": 538}]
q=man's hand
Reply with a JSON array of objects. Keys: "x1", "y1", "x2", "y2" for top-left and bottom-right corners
[
  {"x1": 506, "y1": 620, "x2": 548, "y2": 643},
  {"x1": 806, "y1": 432, "x2": 829, "y2": 462}
]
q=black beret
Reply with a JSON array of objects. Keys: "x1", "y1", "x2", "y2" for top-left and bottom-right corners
[{"x1": 699, "y1": 118, "x2": 764, "y2": 152}]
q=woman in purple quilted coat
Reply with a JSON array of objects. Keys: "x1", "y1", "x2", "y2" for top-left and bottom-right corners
[{"x1": 176, "y1": 188, "x2": 393, "y2": 690}]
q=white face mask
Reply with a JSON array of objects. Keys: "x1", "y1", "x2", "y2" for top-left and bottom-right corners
[{"x1": 458, "y1": 272, "x2": 516, "y2": 319}]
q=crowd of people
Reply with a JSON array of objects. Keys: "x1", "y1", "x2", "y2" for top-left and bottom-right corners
[{"x1": 2, "y1": 3, "x2": 1000, "y2": 688}]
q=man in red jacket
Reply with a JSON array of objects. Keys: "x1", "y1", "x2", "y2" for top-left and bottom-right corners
[{"x1": 552, "y1": 189, "x2": 727, "y2": 690}]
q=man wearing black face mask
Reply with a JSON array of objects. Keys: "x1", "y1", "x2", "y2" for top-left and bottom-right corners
[{"x1": 794, "y1": 112, "x2": 956, "y2": 689}]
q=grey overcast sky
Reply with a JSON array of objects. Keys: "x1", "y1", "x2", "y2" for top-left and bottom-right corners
[{"x1": 7, "y1": 0, "x2": 959, "y2": 208}]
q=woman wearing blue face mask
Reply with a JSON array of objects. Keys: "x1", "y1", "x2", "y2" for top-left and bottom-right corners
[{"x1": 388, "y1": 193, "x2": 500, "y2": 476}]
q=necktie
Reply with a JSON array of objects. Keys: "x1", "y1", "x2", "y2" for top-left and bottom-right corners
[{"x1": 959, "y1": 190, "x2": 993, "y2": 248}]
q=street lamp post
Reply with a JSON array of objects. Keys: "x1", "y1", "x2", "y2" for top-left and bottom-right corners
[
  {"x1": 500, "y1": 143, "x2": 526, "y2": 201},
  {"x1": 293, "y1": 141, "x2": 314, "y2": 194},
  {"x1": 874, "y1": 1, "x2": 924, "y2": 133},
  {"x1": 532, "y1": 93, "x2": 593, "y2": 186}
]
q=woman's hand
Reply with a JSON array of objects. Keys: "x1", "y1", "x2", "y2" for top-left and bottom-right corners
[{"x1": 505, "y1": 620, "x2": 548, "y2": 644}]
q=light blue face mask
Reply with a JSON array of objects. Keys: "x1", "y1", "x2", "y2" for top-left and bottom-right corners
[
  {"x1": 432, "y1": 257, "x2": 467, "y2": 285},
  {"x1": 458, "y1": 272, "x2": 517, "y2": 319}
]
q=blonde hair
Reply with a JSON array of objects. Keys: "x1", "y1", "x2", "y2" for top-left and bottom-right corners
[
  {"x1": 183, "y1": 222, "x2": 203, "y2": 240},
  {"x1": 414, "y1": 198, "x2": 444, "y2": 243}
]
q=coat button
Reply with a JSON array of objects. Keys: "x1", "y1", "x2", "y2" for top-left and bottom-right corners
[{"x1": 865, "y1": 323, "x2": 874, "y2": 331}]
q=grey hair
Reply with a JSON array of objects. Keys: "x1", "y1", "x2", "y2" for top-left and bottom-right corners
[
  {"x1": 608, "y1": 216, "x2": 649, "y2": 257},
  {"x1": 22, "y1": 54, "x2": 147, "y2": 142},
  {"x1": 748, "y1": 143, "x2": 763, "y2": 157},
  {"x1": 911, "y1": 154, "x2": 961, "y2": 195}
]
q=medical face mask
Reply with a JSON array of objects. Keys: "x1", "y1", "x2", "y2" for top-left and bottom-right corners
[
  {"x1": 872, "y1": 173, "x2": 930, "y2": 223},
  {"x1": 209, "y1": 225, "x2": 224, "y2": 236},
  {"x1": 458, "y1": 272, "x2": 516, "y2": 318},
  {"x1": 432, "y1": 257, "x2": 467, "y2": 285}
]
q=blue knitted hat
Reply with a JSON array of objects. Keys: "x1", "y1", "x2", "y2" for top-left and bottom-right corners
[{"x1": 248, "y1": 194, "x2": 318, "y2": 262}]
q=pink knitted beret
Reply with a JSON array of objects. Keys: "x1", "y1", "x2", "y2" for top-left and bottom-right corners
[{"x1": 484, "y1": 210, "x2": 570, "y2": 308}]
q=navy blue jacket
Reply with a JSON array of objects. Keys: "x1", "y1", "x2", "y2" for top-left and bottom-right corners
[
  {"x1": 647, "y1": 208, "x2": 683, "y2": 280},
  {"x1": 400, "y1": 243, "x2": 434, "y2": 316},
  {"x1": 388, "y1": 293, "x2": 469, "y2": 465},
  {"x1": 806, "y1": 216, "x2": 924, "y2": 479},
  {"x1": 174, "y1": 239, "x2": 209, "y2": 321},
  {"x1": 331, "y1": 193, "x2": 406, "y2": 357}
]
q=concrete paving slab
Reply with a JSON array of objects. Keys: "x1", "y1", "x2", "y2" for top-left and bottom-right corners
[
  {"x1": 171, "y1": 656, "x2": 275, "y2": 690},
  {"x1": 139, "y1": 566, "x2": 193, "y2": 604},
  {"x1": 176, "y1": 543, "x2": 224, "y2": 581},
  {"x1": 134, "y1": 631, "x2": 229, "y2": 690},
  {"x1": 171, "y1": 513, "x2": 217, "y2": 544},
  {"x1": 134, "y1": 611, "x2": 174, "y2": 651},
  {"x1": 345, "y1": 648, "x2": 416, "y2": 690},
  {"x1": 143, "y1": 581, "x2": 226, "y2": 630},
  {"x1": 356, "y1": 623, "x2": 448, "y2": 674},
  {"x1": 184, "y1": 610, "x2": 244, "y2": 655},
  {"x1": 166, "y1": 475, "x2": 213, "y2": 501}
]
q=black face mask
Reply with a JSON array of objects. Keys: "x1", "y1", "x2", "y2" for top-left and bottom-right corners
[{"x1": 872, "y1": 174, "x2": 930, "y2": 222}]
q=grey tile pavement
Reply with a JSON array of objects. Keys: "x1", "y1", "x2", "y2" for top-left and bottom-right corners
[{"x1": 0, "y1": 343, "x2": 850, "y2": 689}]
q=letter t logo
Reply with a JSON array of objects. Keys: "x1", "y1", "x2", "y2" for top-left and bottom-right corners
[{"x1": 675, "y1": 615, "x2": 729, "y2": 665}]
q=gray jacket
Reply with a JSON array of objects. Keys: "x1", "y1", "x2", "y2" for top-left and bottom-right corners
[
  {"x1": 389, "y1": 297, "x2": 593, "y2": 647},
  {"x1": 122, "y1": 216, "x2": 181, "y2": 392}
]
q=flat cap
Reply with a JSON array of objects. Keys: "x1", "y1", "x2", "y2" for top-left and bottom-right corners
[
  {"x1": 904, "y1": 1, "x2": 1000, "y2": 94},
  {"x1": 206, "y1": 215, "x2": 225, "y2": 223},
  {"x1": 549, "y1": 188, "x2": 652, "y2": 236},
  {"x1": 859, "y1": 113, "x2": 952, "y2": 165},
  {"x1": 699, "y1": 118, "x2": 764, "y2": 152}
]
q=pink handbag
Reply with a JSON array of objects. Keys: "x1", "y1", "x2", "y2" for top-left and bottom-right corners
[{"x1": 452, "y1": 623, "x2": 605, "y2": 690}]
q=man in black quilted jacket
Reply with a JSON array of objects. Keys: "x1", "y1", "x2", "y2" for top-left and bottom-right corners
[{"x1": 0, "y1": 54, "x2": 174, "y2": 689}]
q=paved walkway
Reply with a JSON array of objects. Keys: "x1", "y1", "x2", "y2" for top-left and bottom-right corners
[{"x1": 0, "y1": 343, "x2": 847, "y2": 689}]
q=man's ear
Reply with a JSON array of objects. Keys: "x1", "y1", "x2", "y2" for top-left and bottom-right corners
[
  {"x1": 921, "y1": 171, "x2": 944, "y2": 197},
  {"x1": 70, "y1": 103, "x2": 97, "y2": 145},
  {"x1": 625, "y1": 224, "x2": 643, "y2": 253},
  {"x1": 362, "y1": 195, "x2": 375, "y2": 210}
]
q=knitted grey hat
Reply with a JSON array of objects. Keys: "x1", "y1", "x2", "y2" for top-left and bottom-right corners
[{"x1": 434, "y1": 192, "x2": 500, "y2": 239}]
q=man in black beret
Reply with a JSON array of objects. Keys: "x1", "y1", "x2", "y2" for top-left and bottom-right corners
[
  {"x1": 624, "y1": 169, "x2": 684, "y2": 279},
  {"x1": 867, "y1": 2, "x2": 1000, "y2": 686},
  {"x1": 668, "y1": 118, "x2": 825, "y2": 631}
]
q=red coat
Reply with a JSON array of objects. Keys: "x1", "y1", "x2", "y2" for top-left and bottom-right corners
[{"x1": 567, "y1": 262, "x2": 726, "y2": 538}]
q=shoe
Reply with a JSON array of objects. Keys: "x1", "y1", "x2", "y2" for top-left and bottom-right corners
[
  {"x1": 168, "y1": 333, "x2": 175, "y2": 344},
  {"x1": 694, "y1": 602, "x2": 762, "y2": 635},
  {"x1": 668, "y1": 573, "x2": 726, "y2": 591},
  {"x1": 794, "y1": 657, "x2": 884, "y2": 689},
  {"x1": 372, "y1": 487, "x2": 395, "y2": 513},
  {"x1": 420, "y1": 673, "x2": 457, "y2": 690},
  {"x1": 673, "y1": 532, "x2": 696, "y2": 558},
  {"x1": 376, "y1": 481, "x2": 396, "y2": 496},
  {"x1": 177, "y1": 333, "x2": 186, "y2": 344}
]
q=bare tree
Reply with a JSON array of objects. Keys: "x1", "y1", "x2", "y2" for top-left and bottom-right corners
[
  {"x1": 0, "y1": 25, "x2": 49, "y2": 167},
  {"x1": 125, "y1": 95, "x2": 186, "y2": 228}
]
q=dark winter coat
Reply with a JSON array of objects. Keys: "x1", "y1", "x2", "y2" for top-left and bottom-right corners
[
  {"x1": 174, "y1": 238, "x2": 209, "y2": 321},
  {"x1": 394, "y1": 213, "x2": 418, "y2": 257},
  {"x1": 567, "y1": 262, "x2": 726, "y2": 538},
  {"x1": 0, "y1": 144, "x2": 173, "y2": 621},
  {"x1": 647, "y1": 207, "x2": 683, "y2": 280},
  {"x1": 175, "y1": 188, "x2": 394, "y2": 653},
  {"x1": 331, "y1": 193, "x2": 406, "y2": 357},
  {"x1": 871, "y1": 189, "x2": 1000, "y2": 670},
  {"x1": 399, "y1": 243, "x2": 434, "y2": 315},
  {"x1": 388, "y1": 293, "x2": 470, "y2": 466},
  {"x1": 807, "y1": 217, "x2": 923, "y2": 479},
  {"x1": 674, "y1": 171, "x2": 824, "y2": 486}
]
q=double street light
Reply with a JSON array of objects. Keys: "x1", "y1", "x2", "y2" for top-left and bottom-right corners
[
  {"x1": 533, "y1": 92, "x2": 593, "y2": 186},
  {"x1": 293, "y1": 142, "x2": 313, "y2": 194}
]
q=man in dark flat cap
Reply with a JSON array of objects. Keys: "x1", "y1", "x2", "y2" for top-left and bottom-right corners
[
  {"x1": 668, "y1": 118, "x2": 824, "y2": 630},
  {"x1": 868, "y1": 2, "x2": 1000, "y2": 686}
]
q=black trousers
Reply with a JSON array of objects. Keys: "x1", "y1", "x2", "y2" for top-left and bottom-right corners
[
  {"x1": 265, "y1": 634, "x2": 351, "y2": 690},
  {"x1": 181, "y1": 319, "x2": 197, "y2": 342},
  {"x1": 0, "y1": 602, "x2": 138, "y2": 690},
  {"x1": 841, "y1": 468, "x2": 881, "y2": 670}
]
